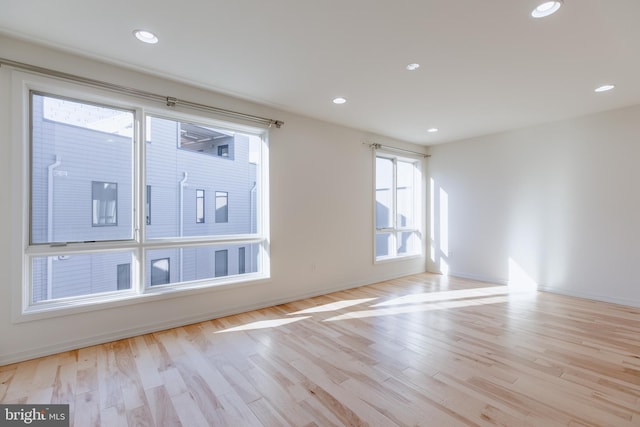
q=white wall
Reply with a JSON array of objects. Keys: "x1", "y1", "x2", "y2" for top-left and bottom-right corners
[
  {"x1": 0, "y1": 36, "x2": 428, "y2": 364},
  {"x1": 428, "y1": 105, "x2": 640, "y2": 307}
]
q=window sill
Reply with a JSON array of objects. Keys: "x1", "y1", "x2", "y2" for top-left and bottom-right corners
[
  {"x1": 14, "y1": 273, "x2": 270, "y2": 324},
  {"x1": 374, "y1": 253, "x2": 424, "y2": 264}
]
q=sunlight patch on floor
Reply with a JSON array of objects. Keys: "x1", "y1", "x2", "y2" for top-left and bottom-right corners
[
  {"x1": 288, "y1": 298, "x2": 378, "y2": 315},
  {"x1": 215, "y1": 316, "x2": 311, "y2": 333},
  {"x1": 324, "y1": 295, "x2": 515, "y2": 321},
  {"x1": 372, "y1": 286, "x2": 509, "y2": 307}
]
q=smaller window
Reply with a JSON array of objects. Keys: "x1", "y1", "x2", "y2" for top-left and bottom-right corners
[
  {"x1": 215, "y1": 191, "x2": 228, "y2": 223},
  {"x1": 92, "y1": 181, "x2": 117, "y2": 226},
  {"x1": 218, "y1": 145, "x2": 229, "y2": 157},
  {"x1": 215, "y1": 250, "x2": 228, "y2": 277},
  {"x1": 375, "y1": 154, "x2": 422, "y2": 261},
  {"x1": 196, "y1": 189, "x2": 205, "y2": 223},
  {"x1": 150, "y1": 258, "x2": 170, "y2": 286}
]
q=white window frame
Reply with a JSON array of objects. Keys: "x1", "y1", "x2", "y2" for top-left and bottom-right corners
[
  {"x1": 11, "y1": 71, "x2": 271, "y2": 322},
  {"x1": 374, "y1": 150, "x2": 423, "y2": 262}
]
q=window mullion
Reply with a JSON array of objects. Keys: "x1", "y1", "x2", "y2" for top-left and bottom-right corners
[
  {"x1": 391, "y1": 158, "x2": 398, "y2": 257},
  {"x1": 135, "y1": 109, "x2": 144, "y2": 295}
]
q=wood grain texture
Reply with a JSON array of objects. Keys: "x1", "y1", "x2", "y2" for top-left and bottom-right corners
[{"x1": 1, "y1": 273, "x2": 639, "y2": 426}]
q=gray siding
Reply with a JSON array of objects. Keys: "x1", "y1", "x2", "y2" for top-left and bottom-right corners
[{"x1": 31, "y1": 102, "x2": 259, "y2": 302}]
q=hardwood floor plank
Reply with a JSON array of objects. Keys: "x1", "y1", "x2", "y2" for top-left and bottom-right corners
[
  {"x1": 130, "y1": 336, "x2": 163, "y2": 391},
  {"x1": 247, "y1": 396, "x2": 298, "y2": 426},
  {"x1": 74, "y1": 391, "x2": 101, "y2": 427},
  {"x1": 170, "y1": 391, "x2": 210, "y2": 427},
  {"x1": 0, "y1": 368, "x2": 16, "y2": 402},
  {"x1": 1, "y1": 273, "x2": 639, "y2": 426},
  {"x1": 3, "y1": 358, "x2": 39, "y2": 403},
  {"x1": 144, "y1": 385, "x2": 182, "y2": 427}
]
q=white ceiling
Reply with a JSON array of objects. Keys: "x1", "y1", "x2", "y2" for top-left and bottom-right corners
[{"x1": 1, "y1": 0, "x2": 639, "y2": 145}]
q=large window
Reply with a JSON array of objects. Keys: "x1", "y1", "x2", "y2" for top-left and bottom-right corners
[
  {"x1": 22, "y1": 81, "x2": 269, "y2": 316},
  {"x1": 375, "y1": 153, "x2": 422, "y2": 261}
]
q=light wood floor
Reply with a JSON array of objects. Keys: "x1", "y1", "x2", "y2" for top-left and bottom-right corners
[{"x1": 1, "y1": 273, "x2": 639, "y2": 426}]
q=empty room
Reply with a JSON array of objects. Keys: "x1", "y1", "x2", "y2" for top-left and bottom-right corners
[{"x1": 0, "y1": 1, "x2": 639, "y2": 426}]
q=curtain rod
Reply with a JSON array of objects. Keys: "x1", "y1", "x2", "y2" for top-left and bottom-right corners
[
  {"x1": 367, "y1": 143, "x2": 431, "y2": 158},
  {"x1": 0, "y1": 57, "x2": 284, "y2": 129}
]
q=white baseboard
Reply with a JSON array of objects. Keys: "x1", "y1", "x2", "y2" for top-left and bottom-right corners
[
  {"x1": 0, "y1": 267, "x2": 427, "y2": 365},
  {"x1": 445, "y1": 269, "x2": 640, "y2": 308},
  {"x1": 536, "y1": 285, "x2": 640, "y2": 308}
]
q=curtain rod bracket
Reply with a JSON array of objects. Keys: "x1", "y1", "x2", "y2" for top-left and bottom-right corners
[
  {"x1": 166, "y1": 97, "x2": 177, "y2": 107},
  {"x1": 367, "y1": 142, "x2": 430, "y2": 158}
]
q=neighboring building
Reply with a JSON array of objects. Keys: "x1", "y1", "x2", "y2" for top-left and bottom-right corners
[{"x1": 31, "y1": 94, "x2": 259, "y2": 302}]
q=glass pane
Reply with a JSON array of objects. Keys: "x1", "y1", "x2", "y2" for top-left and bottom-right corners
[
  {"x1": 196, "y1": 189, "x2": 205, "y2": 223},
  {"x1": 398, "y1": 231, "x2": 419, "y2": 256},
  {"x1": 150, "y1": 258, "x2": 170, "y2": 285},
  {"x1": 397, "y1": 160, "x2": 415, "y2": 228},
  {"x1": 146, "y1": 243, "x2": 261, "y2": 286},
  {"x1": 32, "y1": 251, "x2": 133, "y2": 303},
  {"x1": 92, "y1": 182, "x2": 118, "y2": 226},
  {"x1": 376, "y1": 232, "x2": 392, "y2": 258},
  {"x1": 215, "y1": 250, "x2": 228, "y2": 277},
  {"x1": 145, "y1": 116, "x2": 260, "y2": 238},
  {"x1": 215, "y1": 191, "x2": 228, "y2": 223},
  {"x1": 375, "y1": 157, "x2": 393, "y2": 229},
  {"x1": 31, "y1": 93, "x2": 134, "y2": 243}
]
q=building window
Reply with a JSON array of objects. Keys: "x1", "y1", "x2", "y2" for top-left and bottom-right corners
[
  {"x1": 92, "y1": 181, "x2": 118, "y2": 226},
  {"x1": 20, "y1": 79, "x2": 269, "y2": 317},
  {"x1": 215, "y1": 191, "x2": 228, "y2": 223},
  {"x1": 238, "y1": 247, "x2": 246, "y2": 274},
  {"x1": 117, "y1": 263, "x2": 131, "y2": 290},
  {"x1": 375, "y1": 154, "x2": 422, "y2": 261},
  {"x1": 146, "y1": 185, "x2": 151, "y2": 225},
  {"x1": 150, "y1": 258, "x2": 170, "y2": 286},
  {"x1": 178, "y1": 122, "x2": 234, "y2": 160},
  {"x1": 215, "y1": 250, "x2": 228, "y2": 277},
  {"x1": 196, "y1": 189, "x2": 205, "y2": 223}
]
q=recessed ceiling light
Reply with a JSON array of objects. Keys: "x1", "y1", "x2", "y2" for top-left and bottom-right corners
[
  {"x1": 594, "y1": 84, "x2": 615, "y2": 93},
  {"x1": 427, "y1": 128, "x2": 439, "y2": 133},
  {"x1": 406, "y1": 63, "x2": 420, "y2": 71},
  {"x1": 531, "y1": 1, "x2": 563, "y2": 18},
  {"x1": 133, "y1": 29, "x2": 159, "y2": 44},
  {"x1": 332, "y1": 97, "x2": 347, "y2": 104}
]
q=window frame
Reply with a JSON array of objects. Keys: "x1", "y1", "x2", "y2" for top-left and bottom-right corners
[
  {"x1": 12, "y1": 71, "x2": 271, "y2": 322},
  {"x1": 373, "y1": 150, "x2": 423, "y2": 262}
]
